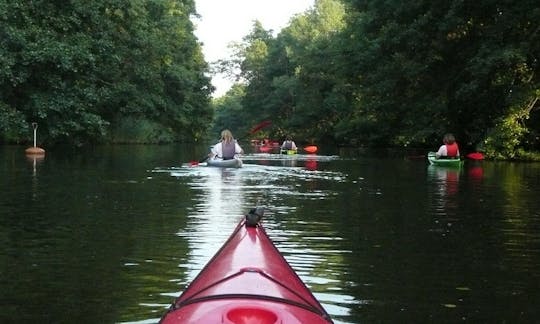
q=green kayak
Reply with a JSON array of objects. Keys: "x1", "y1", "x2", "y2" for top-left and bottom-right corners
[
  {"x1": 280, "y1": 149, "x2": 297, "y2": 155},
  {"x1": 427, "y1": 152, "x2": 463, "y2": 167}
]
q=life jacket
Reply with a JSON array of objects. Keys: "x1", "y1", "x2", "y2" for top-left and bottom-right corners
[
  {"x1": 283, "y1": 140, "x2": 293, "y2": 149},
  {"x1": 445, "y1": 143, "x2": 459, "y2": 157},
  {"x1": 221, "y1": 141, "x2": 236, "y2": 160}
]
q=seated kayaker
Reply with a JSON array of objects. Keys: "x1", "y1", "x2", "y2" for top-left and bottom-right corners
[
  {"x1": 435, "y1": 133, "x2": 460, "y2": 159},
  {"x1": 281, "y1": 136, "x2": 297, "y2": 151},
  {"x1": 209, "y1": 129, "x2": 244, "y2": 160}
]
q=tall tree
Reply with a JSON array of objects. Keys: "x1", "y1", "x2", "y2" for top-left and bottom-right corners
[
  {"x1": 339, "y1": 0, "x2": 539, "y2": 151},
  {"x1": 279, "y1": 0, "x2": 347, "y2": 141},
  {"x1": 0, "y1": 0, "x2": 213, "y2": 145},
  {"x1": 236, "y1": 0, "x2": 347, "y2": 141},
  {"x1": 210, "y1": 0, "x2": 539, "y2": 157}
]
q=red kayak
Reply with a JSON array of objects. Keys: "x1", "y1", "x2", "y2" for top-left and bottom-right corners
[
  {"x1": 160, "y1": 208, "x2": 333, "y2": 324},
  {"x1": 304, "y1": 145, "x2": 318, "y2": 154}
]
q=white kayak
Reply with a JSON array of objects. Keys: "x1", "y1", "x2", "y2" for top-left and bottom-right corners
[{"x1": 206, "y1": 157, "x2": 243, "y2": 168}]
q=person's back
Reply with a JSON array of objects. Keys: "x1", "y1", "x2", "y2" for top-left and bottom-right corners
[
  {"x1": 436, "y1": 133, "x2": 460, "y2": 158},
  {"x1": 281, "y1": 136, "x2": 297, "y2": 150},
  {"x1": 221, "y1": 141, "x2": 236, "y2": 160},
  {"x1": 210, "y1": 129, "x2": 243, "y2": 160}
]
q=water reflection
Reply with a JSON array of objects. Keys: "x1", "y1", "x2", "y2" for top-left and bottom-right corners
[
  {"x1": 26, "y1": 154, "x2": 45, "y2": 200},
  {"x1": 426, "y1": 165, "x2": 463, "y2": 235},
  {"x1": 280, "y1": 156, "x2": 297, "y2": 167},
  {"x1": 427, "y1": 165, "x2": 461, "y2": 197},
  {"x1": 26, "y1": 153, "x2": 45, "y2": 175},
  {"x1": 242, "y1": 153, "x2": 338, "y2": 171},
  {"x1": 176, "y1": 167, "x2": 246, "y2": 281},
  {"x1": 305, "y1": 157, "x2": 318, "y2": 171},
  {"x1": 268, "y1": 221, "x2": 356, "y2": 320},
  {"x1": 3, "y1": 146, "x2": 540, "y2": 324},
  {"x1": 158, "y1": 161, "x2": 357, "y2": 323},
  {"x1": 467, "y1": 163, "x2": 484, "y2": 186}
]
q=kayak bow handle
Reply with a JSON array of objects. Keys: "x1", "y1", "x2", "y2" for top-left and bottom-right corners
[{"x1": 245, "y1": 207, "x2": 265, "y2": 227}]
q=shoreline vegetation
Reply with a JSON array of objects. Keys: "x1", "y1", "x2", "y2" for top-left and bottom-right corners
[
  {"x1": 5, "y1": 141, "x2": 540, "y2": 162},
  {"x1": 1, "y1": 0, "x2": 538, "y2": 161}
]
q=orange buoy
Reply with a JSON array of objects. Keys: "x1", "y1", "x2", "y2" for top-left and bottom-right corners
[
  {"x1": 25, "y1": 146, "x2": 46, "y2": 155},
  {"x1": 25, "y1": 122, "x2": 45, "y2": 156}
]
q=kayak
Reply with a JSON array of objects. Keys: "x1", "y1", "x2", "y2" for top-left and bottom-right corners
[
  {"x1": 427, "y1": 152, "x2": 463, "y2": 167},
  {"x1": 280, "y1": 149, "x2": 297, "y2": 155},
  {"x1": 160, "y1": 209, "x2": 333, "y2": 324},
  {"x1": 206, "y1": 157, "x2": 243, "y2": 168},
  {"x1": 160, "y1": 208, "x2": 333, "y2": 324},
  {"x1": 258, "y1": 145, "x2": 273, "y2": 153}
]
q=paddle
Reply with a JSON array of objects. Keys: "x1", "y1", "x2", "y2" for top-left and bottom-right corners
[{"x1": 190, "y1": 120, "x2": 272, "y2": 166}]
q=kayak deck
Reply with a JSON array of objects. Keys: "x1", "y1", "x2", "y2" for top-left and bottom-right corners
[
  {"x1": 427, "y1": 152, "x2": 463, "y2": 167},
  {"x1": 206, "y1": 157, "x2": 243, "y2": 168},
  {"x1": 280, "y1": 149, "x2": 298, "y2": 155},
  {"x1": 160, "y1": 209, "x2": 333, "y2": 324}
]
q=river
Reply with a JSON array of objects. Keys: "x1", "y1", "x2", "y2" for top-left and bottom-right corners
[{"x1": 1, "y1": 144, "x2": 539, "y2": 323}]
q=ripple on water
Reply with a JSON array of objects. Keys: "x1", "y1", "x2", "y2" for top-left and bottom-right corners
[{"x1": 149, "y1": 160, "x2": 359, "y2": 323}]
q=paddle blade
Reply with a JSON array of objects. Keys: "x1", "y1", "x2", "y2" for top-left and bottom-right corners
[
  {"x1": 249, "y1": 120, "x2": 272, "y2": 134},
  {"x1": 466, "y1": 152, "x2": 484, "y2": 160},
  {"x1": 304, "y1": 145, "x2": 318, "y2": 153}
]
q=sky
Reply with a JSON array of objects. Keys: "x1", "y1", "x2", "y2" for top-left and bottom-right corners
[{"x1": 193, "y1": 0, "x2": 315, "y2": 97}]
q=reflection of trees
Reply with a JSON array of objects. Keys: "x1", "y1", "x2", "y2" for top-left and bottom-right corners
[
  {"x1": 179, "y1": 168, "x2": 246, "y2": 280},
  {"x1": 489, "y1": 163, "x2": 540, "y2": 286},
  {"x1": 6, "y1": 145, "x2": 540, "y2": 323},
  {"x1": 1, "y1": 146, "x2": 199, "y2": 323},
  {"x1": 267, "y1": 213, "x2": 350, "y2": 320},
  {"x1": 427, "y1": 165, "x2": 462, "y2": 212},
  {"x1": 280, "y1": 156, "x2": 297, "y2": 168}
]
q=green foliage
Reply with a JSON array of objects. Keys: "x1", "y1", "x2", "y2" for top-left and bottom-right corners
[
  {"x1": 212, "y1": 85, "x2": 247, "y2": 135},
  {"x1": 234, "y1": 0, "x2": 348, "y2": 142},
  {"x1": 483, "y1": 96, "x2": 538, "y2": 160},
  {"x1": 0, "y1": 102, "x2": 28, "y2": 143},
  {"x1": 0, "y1": 0, "x2": 213, "y2": 145},
  {"x1": 484, "y1": 114, "x2": 527, "y2": 159},
  {"x1": 217, "y1": 0, "x2": 539, "y2": 159},
  {"x1": 109, "y1": 116, "x2": 174, "y2": 144},
  {"x1": 340, "y1": 0, "x2": 540, "y2": 151}
]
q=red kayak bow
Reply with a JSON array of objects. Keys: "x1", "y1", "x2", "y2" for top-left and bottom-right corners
[
  {"x1": 160, "y1": 208, "x2": 333, "y2": 324},
  {"x1": 304, "y1": 145, "x2": 318, "y2": 154}
]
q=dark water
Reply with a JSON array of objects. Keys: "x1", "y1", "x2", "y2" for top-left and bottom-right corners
[{"x1": 1, "y1": 145, "x2": 539, "y2": 323}]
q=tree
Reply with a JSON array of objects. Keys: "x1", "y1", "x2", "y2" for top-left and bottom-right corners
[
  {"x1": 0, "y1": 0, "x2": 213, "y2": 145},
  {"x1": 336, "y1": 0, "x2": 539, "y2": 153},
  {"x1": 233, "y1": 0, "x2": 347, "y2": 142},
  {"x1": 212, "y1": 84, "x2": 246, "y2": 135}
]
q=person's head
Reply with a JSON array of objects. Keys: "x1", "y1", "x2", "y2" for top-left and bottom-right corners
[
  {"x1": 221, "y1": 129, "x2": 234, "y2": 143},
  {"x1": 443, "y1": 133, "x2": 455, "y2": 144},
  {"x1": 285, "y1": 135, "x2": 292, "y2": 141}
]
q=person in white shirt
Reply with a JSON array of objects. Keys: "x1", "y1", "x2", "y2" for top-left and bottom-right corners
[
  {"x1": 209, "y1": 129, "x2": 243, "y2": 160},
  {"x1": 281, "y1": 136, "x2": 297, "y2": 151},
  {"x1": 435, "y1": 133, "x2": 460, "y2": 158}
]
